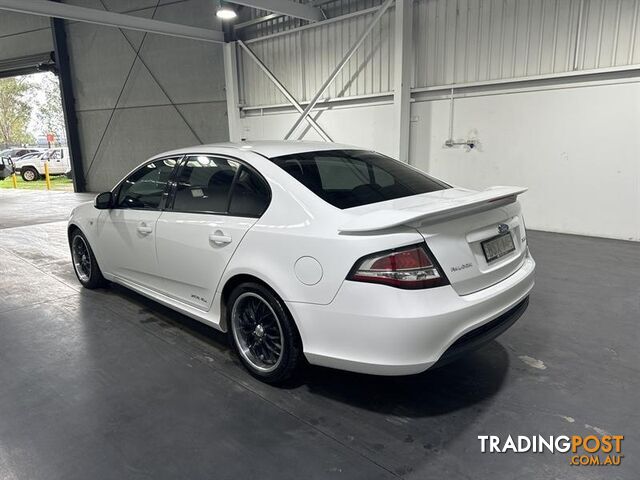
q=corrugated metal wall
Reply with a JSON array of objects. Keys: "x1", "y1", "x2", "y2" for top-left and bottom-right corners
[
  {"x1": 238, "y1": 0, "x2": 640, "y2": 106},
  {"x1": 414, "y1": 0, "x2": 577, "y2": 87},
  {"x1": 238, "y1": 0, "x2": 394, "y2": 106},
  {"x1": 413, "y1": 0, "x2": 640, "y2": 88}
]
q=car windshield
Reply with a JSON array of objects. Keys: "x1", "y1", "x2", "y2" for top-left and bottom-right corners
[{"x1": 270, "y1": 149, "x2": 449, "y2": 209}]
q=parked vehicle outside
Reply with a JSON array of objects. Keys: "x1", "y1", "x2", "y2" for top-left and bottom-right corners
[
  {"x1": 0, "y1": 148, "x2": 42, "y2": 163},
  {"x1": 68, "y1": 141, "x2": 535, "y2": 384},
  {"x1": 14, "y1": 148, "x2": 70, "y2": 181}
]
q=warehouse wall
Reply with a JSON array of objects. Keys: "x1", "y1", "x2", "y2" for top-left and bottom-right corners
[
  {"x1": 236, "y1": 0, "x2": 640, "y2": 241},
  {"x1": 408, "y1": 82, "x2": 640, "y2": 242},
  {"x1": 237, "y1": 0, "x2": 640, "y2": 105},
  {"x1": 0, "y1": 11, "x2": 52, "y2": 60},
  {"x1": 65, "y1": 0, "x2": 229, "y2": 192},
  {"x1": 241, "y1": 80, "x2": 640, "y2": 241}
]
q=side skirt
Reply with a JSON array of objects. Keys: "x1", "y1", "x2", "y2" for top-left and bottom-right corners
[{"x1": 104, "y1": 273, "x2": 226, "y2": 332}]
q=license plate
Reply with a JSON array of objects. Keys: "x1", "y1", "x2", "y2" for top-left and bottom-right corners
[{"x1": 481, "y1": 232, "x2": 516, "y2": 263}]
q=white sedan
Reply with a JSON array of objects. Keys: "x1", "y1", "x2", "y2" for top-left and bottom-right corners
[{"x1": 68, "y1": 141, "x2": 535, "y2": 383}]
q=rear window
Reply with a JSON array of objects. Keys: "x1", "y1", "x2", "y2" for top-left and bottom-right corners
[{"x1": 270, "y1": 150, "x2": 449, "y2": 209}]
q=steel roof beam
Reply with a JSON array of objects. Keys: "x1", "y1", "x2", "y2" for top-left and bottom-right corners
[
  {"x1": 229, "y1": 0, "x2": 323, "y2": 22},
  {"x1": 0, "y1": 0, "x2": 225, "y2": 43}
]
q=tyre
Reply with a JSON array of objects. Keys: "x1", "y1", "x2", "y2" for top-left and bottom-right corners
[
  {"x1": 69, "y1": 229, "x2": 107, "y2": 289},
  {"x1": 21, "y1": 167, "x2": 39, "y2": 182},
  {"x1": 228, "y1": 282, "x2": 303, "y2": 384}
]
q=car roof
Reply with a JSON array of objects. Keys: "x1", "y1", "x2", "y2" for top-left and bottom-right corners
[{"x1": 155, "y1": 141, "x2": 365, "y2": 159}]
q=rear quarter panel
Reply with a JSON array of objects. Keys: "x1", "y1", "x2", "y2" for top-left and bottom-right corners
[{"x1": 217, "y1": 152, "x2": 424, "y2": 305}]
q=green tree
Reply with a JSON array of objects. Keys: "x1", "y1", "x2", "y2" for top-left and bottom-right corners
[
  {"x1": 35, "y1": 74, "x2": 65, "y2": 144},
  {"x1": 0, "y1": 77, "x2": 34, "y2": 148}
]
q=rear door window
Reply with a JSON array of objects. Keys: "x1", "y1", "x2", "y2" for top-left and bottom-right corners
[
  {"x1": 171, "y1": 156, "x2": 239, "y2": 213},
  {"x1": 270, "y1": 150, "x2": 449, "y2": 209}
]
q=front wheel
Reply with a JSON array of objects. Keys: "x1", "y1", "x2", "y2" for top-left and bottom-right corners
[
  {"x1": 70, "y1": 229, "x2": 107, "y2": 289},
  {"x1": 21, "y1": 167, "x2": 39, "y2": 181},
  {"x1": 228, "y1": 282, "x2": 303, "y2": 384}
]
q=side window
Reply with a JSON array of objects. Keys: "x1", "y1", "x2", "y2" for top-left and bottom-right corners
[
  {"x1": 229, "y1": 167, "x2": 270, "y2": 217},
  {"x1": 117, "y1": 158, "x2": 178, "y2": 209},
  {"x1": 172, "y1": 156, "x2": 238, "y2": 213}
]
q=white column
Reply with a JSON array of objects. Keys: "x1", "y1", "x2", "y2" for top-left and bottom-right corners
[
  {"x1": 393, "y1": 0, "x2": 413, "y2": 163},
  {"x1": 223, "y1": 41, "x2": 242, "y2": 142}
]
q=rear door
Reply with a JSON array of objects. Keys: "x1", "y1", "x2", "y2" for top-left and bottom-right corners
[
  {"x1": 155, "y1": 155, "x2": 270, "y2": 310},
  {"x1": 96, "y1": 157, "x2": 179, "y2": 290}
]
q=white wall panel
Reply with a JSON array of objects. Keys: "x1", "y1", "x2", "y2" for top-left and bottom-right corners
[
  {"x1": 408, "y1": 82, "x2": 640, "y2": 241},
  {"x1": 242, "y1": 102, "x2": 397, "y2": 155}
]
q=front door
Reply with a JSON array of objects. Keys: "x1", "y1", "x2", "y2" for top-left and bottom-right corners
[
  {"x1": 155, "y1": 155, "x2": 270, "y2": 310},
  {"x1": 96, "y1": 157, "x2": 179, "y2": 291}
]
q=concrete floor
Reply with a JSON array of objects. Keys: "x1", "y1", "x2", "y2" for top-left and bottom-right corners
[{"x1": 0, "y1": 189, "x2": 637, "y2": 480}]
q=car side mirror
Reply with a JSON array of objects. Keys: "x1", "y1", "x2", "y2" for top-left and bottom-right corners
[{"x1": 95, "y1": 191, "x2": 113, "y2": 210}]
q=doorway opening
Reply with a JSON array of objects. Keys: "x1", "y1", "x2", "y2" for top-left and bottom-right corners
[{"x1": 0, "y1": 66, "x2": 71, "y2": 191}]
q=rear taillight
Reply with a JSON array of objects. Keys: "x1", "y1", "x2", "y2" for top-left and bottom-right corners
[{"x1": 347, "y1": 243, "x2": 449, "y2": 289}]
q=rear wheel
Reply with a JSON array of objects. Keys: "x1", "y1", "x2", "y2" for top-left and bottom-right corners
[
  {"x1": 70, "y1": 229, "x2": 107, "y2": 289},
  {"x1": 21, "y1": 167, "x2": 39, "y2": 181},
  {"x1": 228, "y1": 282, "x2": 303, "y2": 384}
]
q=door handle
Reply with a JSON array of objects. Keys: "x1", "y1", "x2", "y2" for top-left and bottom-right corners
[
  {"x1": 209, "y1": 230, "x2": 232, "y2": 246},
  {"x1": 137, "y1": 222, "x2": 153, "y2": 235}
]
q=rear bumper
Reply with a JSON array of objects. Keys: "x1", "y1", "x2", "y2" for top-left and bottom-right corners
[
  {"x1": 287, "y1": 252, "x2": 535, "y2": 375},
  {"x1": 433, "y1": 296, "x2": 529, "y2": 368}
]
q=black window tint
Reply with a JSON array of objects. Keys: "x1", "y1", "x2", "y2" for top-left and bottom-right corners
[
  {"x1": 372, "y1": 164, "x2": 395, "y2": 187},
  {"x1": 172, "y1": 156, "x2": 238, "y2": 213},
  {"x1": 229, "y1": 167, "x2": 270, "y2": 217},
  {"x1": 117, "y1": 158, "x2": 177, "y2": 209},
  {"x1": 270, "y1": 150, "x2": 449, "y2": 209},
  {"x1": 316, "y1": 158, "x2": 369, "y2": 190}
]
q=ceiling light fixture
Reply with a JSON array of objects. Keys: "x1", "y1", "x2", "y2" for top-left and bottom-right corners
[{"x1": 216, "y1": 1, "x2": 237, "y2": 20}]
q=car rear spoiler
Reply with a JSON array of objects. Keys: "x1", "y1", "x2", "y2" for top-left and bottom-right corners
[{"x1": 339, "y1": 186, "x2": 528, "y2": 233}]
